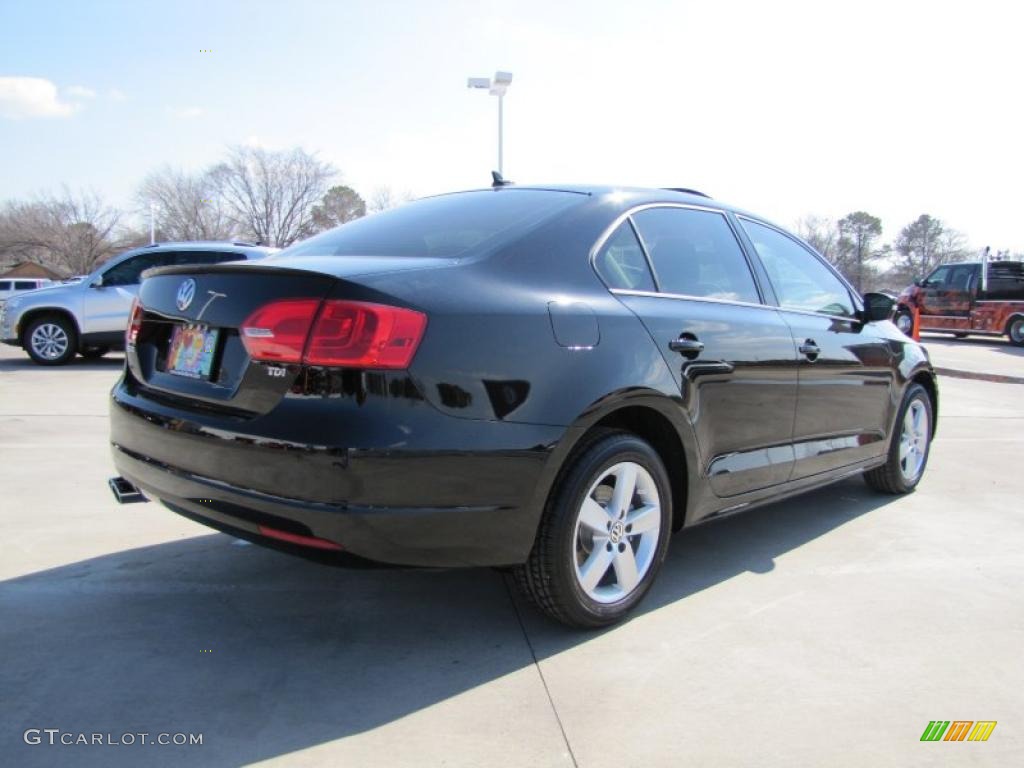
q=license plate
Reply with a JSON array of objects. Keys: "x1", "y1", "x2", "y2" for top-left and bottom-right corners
[{"x1": 167, "y1": 324, "x2": 219, "y2": 379}]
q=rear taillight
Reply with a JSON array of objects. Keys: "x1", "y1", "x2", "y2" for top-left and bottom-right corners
[
  {"x1": 305, "y1": 301, "x2": 427, "y2": 368},
  {"x1": 240, "y1": 299, "x2": 427, "y2": 369},
  {"x1": 240, "y1": 299, "x2": 320, "y2": 363},
  {"x1": 126, "y1": 298, "x2": 143, "y2": 347}
]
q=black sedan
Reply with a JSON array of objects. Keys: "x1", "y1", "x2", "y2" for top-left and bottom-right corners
[{"x1": 108, "y1": 184, "x2": 937, "y2": 627}]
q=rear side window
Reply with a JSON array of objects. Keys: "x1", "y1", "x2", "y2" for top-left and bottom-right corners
[
  {"x1": 630, "y1": 207, "x2": 760, "y2": 303},
  {"x1": 103, "y1": 253, "x2": 171, "y2": 286},
  {"x1": 14, "y1": 280, "x2": 38, "y2": 290},
  {"x1": 0, "y1": 281, "x2": 10, "y2": 291},
  {"x1": 741, "y1": 219, "x2": 854, "y2": 317},
  {"x1": 947, "y1": 265, "x2": 975, "y2": 291},
  {"x1": 277, "y1": 189, "x2": 584, "y2": 260},
  {"x1": 594, "y1": 221, "x2": 656, "y2": 291}
]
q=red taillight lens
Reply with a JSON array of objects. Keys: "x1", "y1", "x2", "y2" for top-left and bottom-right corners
[
  {"x1": 240, "y1": 299, "x2": 320, "y2": 363},
  {"x1": 126, "y1": 298, "x2": 143, "y2": 347},
  {"x1": 305, "y1": 301, "x2": 427, "y2": 368},
  {"x1": 239, "y1": 299, "x2": 427, "y2": 369}
]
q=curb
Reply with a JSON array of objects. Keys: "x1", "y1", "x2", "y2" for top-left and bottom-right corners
[{"x1": 933, "y1": 367, "x2": 1024, "y2": 385}]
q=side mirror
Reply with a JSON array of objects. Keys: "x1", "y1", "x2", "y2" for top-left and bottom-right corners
[
  {"x1": 913, "y1": 278, "x2": 924, "y2": 288},
  {"x1": 862, "y1": 292, "x2": 895, "y2": 323},
  {"x1": 90, "y1": 275, "x2": 104, "y2": 288}
]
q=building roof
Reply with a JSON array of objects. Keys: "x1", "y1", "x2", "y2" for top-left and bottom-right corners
[{"x1": 0, "y1": 261, "x2": 64, "y2": 280}]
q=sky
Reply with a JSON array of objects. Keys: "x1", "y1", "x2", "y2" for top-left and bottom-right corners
[{"x1": 1, "y1": 0, "x2": 1021, "y2": 251}]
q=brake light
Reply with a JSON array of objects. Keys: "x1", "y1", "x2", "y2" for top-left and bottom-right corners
[
  {"x1": 240, "y1": 299, "x2": 427, "y2": 369},
  {"x1": 126, "y1": 298, "x2": 143, "y2": 347},
  {"x1": 305, "y1": 301, "x2": 427, "y2": 368},
  {"x1": 240, "y1": 299, "x2": 320, "y2": 363}
]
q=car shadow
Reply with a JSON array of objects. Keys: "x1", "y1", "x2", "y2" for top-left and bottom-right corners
[
  {"x1": 0, "y1": 477, "x2": 897, "y2": 766},
  {"x1": 0, "y1": 353, "x2": 125, "y2": 372}
]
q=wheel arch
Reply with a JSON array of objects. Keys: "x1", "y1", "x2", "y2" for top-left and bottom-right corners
[
  {"x1": 18, "y1": 307, "x2": 81, "y2": 349},
  {"x1": 532, "y1": 391, "x2": 698, "y2": 534},
  {"x1": 1003, "y1": 312, "x2": 1024, "y2": 336}
]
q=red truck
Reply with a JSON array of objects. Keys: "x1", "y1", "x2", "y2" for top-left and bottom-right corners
[{"x1": 893, "y1": 260, "x2": 1024, "y2": 346}]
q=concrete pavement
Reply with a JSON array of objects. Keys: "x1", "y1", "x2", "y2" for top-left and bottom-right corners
[
  {"x1": 921, "y1": 332, "x2": 1024, "y2": 383},
  {"x1": 1, "y1": 342, "x2": 1021, "y2": 767}
]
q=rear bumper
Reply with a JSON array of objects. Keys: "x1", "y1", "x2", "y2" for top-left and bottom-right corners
[{"x1": 110, "y1": 378, "x2": 570, "y2": 567}]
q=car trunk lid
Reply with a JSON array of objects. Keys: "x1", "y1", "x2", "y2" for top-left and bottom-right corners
[{"x1": 128, "y1": 260, "x2": 432, "y2": 416}]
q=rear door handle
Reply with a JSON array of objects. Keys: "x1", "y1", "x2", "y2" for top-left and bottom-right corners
[
  {"x1": 668, "y1": 338, "x2": 705, "y2": 355},
  {"x1": 799, "y1": 340, "x2": 820, "y2": 361}
]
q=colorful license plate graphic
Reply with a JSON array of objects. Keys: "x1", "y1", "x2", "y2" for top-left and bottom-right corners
[{"x1": 167, "y1": 324, "x2": 219, "y2": 379}]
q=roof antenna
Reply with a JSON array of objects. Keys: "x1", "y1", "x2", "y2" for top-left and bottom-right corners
[{"x1": 491, "y1": 170, "x2": 512, "y2": 188}]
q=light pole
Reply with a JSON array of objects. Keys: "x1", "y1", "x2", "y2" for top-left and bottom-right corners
[
  {"x1": 467, "y1": 71, "x2": 513, "y2": 175},
  {"x1": 149, "y1": 202, "x2": 156, "y2": 244}
]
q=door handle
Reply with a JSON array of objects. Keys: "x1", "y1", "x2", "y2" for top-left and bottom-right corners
[
  {"x1": 668, "y1": 337, "x2": 705, "y2": 356},
  {"x1": 798, "y1": 339, "x2": 820, "y2": 361}
]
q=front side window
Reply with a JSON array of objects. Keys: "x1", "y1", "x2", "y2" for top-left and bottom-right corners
[
  {"x1": 923, "y1": 266, "x2": 951, "y2": 287},
  {"x1": 630, "y1": 207, "x2": 760, "y2": 304},
  {"x1": 594, "y1": 221, "x2": 656, "y2": 291},
  {"x1": 14, "y1": 281, "x2": 37, "y2": 290},
  {"x1": 741, "y1": 219, "x2": 854, "y2": 317}
]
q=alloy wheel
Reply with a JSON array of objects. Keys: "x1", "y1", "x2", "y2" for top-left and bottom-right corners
[
  {"x1": 898, "y1": 399, "x2": 929, "y2": 482},
  {"x1": 1010, "y1": 318, "x2": 1024, "y2": 345},
  {"x1": 572, "y1": 461, "x2": 661, "y2": 604},
  {"x1": 30, "y1": 323, "x2": 70, "y2": 361}
]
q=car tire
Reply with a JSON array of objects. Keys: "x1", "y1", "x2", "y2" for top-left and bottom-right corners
[
  {"x1": 893, "y1": 309, "x2": 914, "y2": 336},
  {"x1": 80, "y1": 346, "x2": 109, "y2": 359},
  {"x1": 864, "y1": 383, "x2": 933, "y2": 494},
  {"x1": 514, "y1": 429, "x2": 673, "y2": 628},
  {"x1": 1007, "y1": 316, "x2": 1024, "y2": 347},
  {"x1": 25, "y1": 315, "x2": 77, "y2": 366}
]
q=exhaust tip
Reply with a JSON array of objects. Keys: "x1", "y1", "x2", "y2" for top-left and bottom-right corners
[{"x1": 109, "y1": 476, "x2": 147, "y2": 504}]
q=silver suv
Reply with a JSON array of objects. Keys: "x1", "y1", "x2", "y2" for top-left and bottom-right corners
[{"x1": 1, "y1": 242, "x2": 276, "y2": 365}]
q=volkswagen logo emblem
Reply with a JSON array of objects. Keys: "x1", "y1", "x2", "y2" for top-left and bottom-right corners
[{"x1": 176, "y1": 279, "x2": 197, "y2": 312}]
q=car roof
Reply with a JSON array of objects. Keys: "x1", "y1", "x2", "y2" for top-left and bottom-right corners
[{"x1": 442, "y1": 184, "x2": 763, "y2": 221}]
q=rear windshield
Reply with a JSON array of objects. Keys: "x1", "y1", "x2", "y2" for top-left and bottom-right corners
[{"x1": 276, "y1": 189, "x2": 584, "y2": 260}]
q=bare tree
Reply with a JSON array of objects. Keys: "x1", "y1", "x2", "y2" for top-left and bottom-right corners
[
  {"x1": 209, "y1": 146, "x2": 336, "y2": 246},
  {"x1": 368, "y1": 186, "x2": 414, "y2": 213},
  {"x1": 0, "y1": 188, "x2": 122, "y2": 274},
  {"x1": 136, "y1": 166, "x2": 236, "y2": 241},
  {"x1": 795, "y1": 215, "x2": 841, "y2": 262}
]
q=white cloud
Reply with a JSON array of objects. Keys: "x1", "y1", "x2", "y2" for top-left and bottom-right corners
[
  {"x1": 107, "y1": 88, "x2": 126, "y2": 101},
  {"x1": 166, "y1": 105, "x2": 204, "y2": 119},
  {"x1": 65, "y1": 85, "x2": 96, "y2": 99},
  {"x1": 0, "y1": 76, "x2": 76, "y2": 119}
]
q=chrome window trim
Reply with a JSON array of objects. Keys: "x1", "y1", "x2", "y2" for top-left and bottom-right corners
[
  {"x1": 590, "y1": 202, "x2": 766, "y2": 304},
  {"x1": 609, "y1": 288, "x2": 781, "y2": 313}
]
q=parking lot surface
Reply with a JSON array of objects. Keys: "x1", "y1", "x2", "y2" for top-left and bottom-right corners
[{"x1": 1, "y1": 340, "x2": 1021, "y2": 767}]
